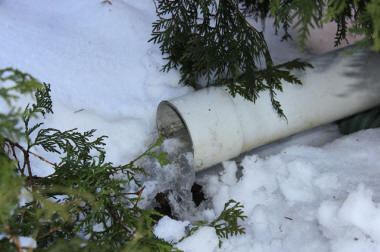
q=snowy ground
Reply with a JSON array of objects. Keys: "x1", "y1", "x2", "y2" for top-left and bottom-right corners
[{"x1": 1, "y1": 1, "x2": 380, "y2": 251}]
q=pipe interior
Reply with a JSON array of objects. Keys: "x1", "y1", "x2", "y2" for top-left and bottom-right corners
[{"x1": 156, "y1": 101, "x2": 193, "y2": 149}]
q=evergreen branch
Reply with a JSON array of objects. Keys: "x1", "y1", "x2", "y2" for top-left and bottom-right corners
[
  {"x1": 0, "y1": 66, "x2": 247, "y2": 251},
  {"x1": 152, "y1": 0, "x2": 160, "y2": 16},
  {"x1": 29, "y1": 150, "x2": 56, "y2": 166},
  {"x1": 210, "y1": 200, "x2": 247, "y2": 247},
  {"x1": 180, "y1": 199, "x2": 246, "y2": 248},
  {"x1": 106, "y1": 207, "x2": 134, "y2": 237},
  {"x1": 2, "y1": 137, "x2": 34, "y2": 179},
  {"x1": 226, "y1": 0, "x2": 258, "y2": 32},
  {"x1": 36, "y1": 226, "x2": 61, "y2": 241},
  {"x1": 150, "y1": 0, "x2": 314, "y2": 117},
  {"x1": 0, "y1": 68, "x2": 42, "y2": 105},
  {"x1": 3, "y1": 137, "x2": 56, "y2": 169},
  {"x1": 4, "y1": 225, "x2": 23, "y2": 252}
]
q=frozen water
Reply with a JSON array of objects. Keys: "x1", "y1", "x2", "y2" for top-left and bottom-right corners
[{"x1": 137, "y1": 130, "x2": 199, "y2": 220}]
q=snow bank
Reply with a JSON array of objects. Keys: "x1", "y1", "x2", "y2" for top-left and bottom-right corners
[
  {"x1": 0, "y1": 0, "x2": 192, "y2": 164},
  {"x1": 155, "y1": 129, "x2": 380, "y2": 252},
  {"x1": 318, "y1": 184, "x2": 380, "y2": 251}
]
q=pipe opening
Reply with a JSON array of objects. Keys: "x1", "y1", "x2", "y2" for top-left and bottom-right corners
[{"x1": 156, "y1": 101, "x2": 193, "y2": 149}]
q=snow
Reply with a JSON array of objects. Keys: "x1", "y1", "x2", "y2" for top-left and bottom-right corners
[
  {"x1": 0, "y1": 0, "x2": 191, "y2": 164},
  {"x1": 176, "y1": 227, "x2": 219, "y2": 252},
  {"x1": 194, "y1": 129, "x2": 380, "y2": 252},
  {"x1": 154, "y1": 216, "x2": 189, "y2": 243},
  {"x1": 19, "y1": 236, "x2": 37, "y2": 249},
  {"x1": 1, "y1": 0, "x2": 380, "y2": 252},
  {"x1": 0, "y1": 235, "x2": 37, "y2": 249}
]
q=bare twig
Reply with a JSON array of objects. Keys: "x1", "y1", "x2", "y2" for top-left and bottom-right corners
[
  {"x1": 133, "y1": 186, "x2": 145, "y2": 210},
  {"x1": 4, "y1": 225, "x2": 23, "y2": 252},
  {"x1": 152, "y1": 0, "x2": 159, "y2": 16},
  {"x1": 29, "y1": 150, "x2": 55, "y2": 166},
  {"x1": 25, "y1": 152, "x2": 33, "y2": 181},
  {"x1": 106, "y1": 185, "x2": 145, "y2": 240},
  {"x1": 3, "y1": 138, "x2": 56, "y2": 179},
  {"x1": 106, "y1": 207, "x2": 134, "y2": 238},
  {"x1": 225, "y1": 0, "x2": 257, "y2": 32},
  {"x1": 7, "y1": 142, "x2": 22, "y2": 172},
  {"x1": 36, "y1": 226, "x2": 61, "y2": 241},
  {"x1": 124, "y1": 186, "x2": 146, "y2": 210}
]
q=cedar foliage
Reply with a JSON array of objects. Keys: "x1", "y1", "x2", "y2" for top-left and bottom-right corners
[
  {"x1": 180, "y1": 200, "x2": 247, "y2": 248},
  {"x1": 0, "y1": 69, "x2": 247, "y2": 251},
  {"x1": 150, "y1": 0, "x2": 380, "y2": 117},
  {"x1": 150, "y1": 0, "x2": 311, "y2": 117}
]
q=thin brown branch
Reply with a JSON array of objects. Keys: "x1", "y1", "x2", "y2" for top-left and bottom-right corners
[
  {"x1": 29, "y1": 150, "x2": 55, "y2": 166},
  {"x1": 4, "y1": 225, "x2": 23, "y2": 252},
  {"x1": 124, "y1": 186, "x2": 146, "y2": 210},
  {"x1": 36, "y1": 226, "x2": 61, "y2": 241},
  {"x1": 5, "y1": 140, "x2": 22, "y2": 172},
  {"x1": 133, "y1": 186, "x2": 145, "y2": 210},
  {"x1": 125, "y1": 186, "x2": 146, "y2": 196},
  {"x1": 106, "y1": 207, "x2": 134, "y2": 238},
  {"x1": 3, "y1": 138, "x2": 56, "y2": 179},
  {"x1": 152, "y1": 0, "x2": 159, "y2": 16},
  {"x1": 225, "y1": 0, "x2": 257, "y2": 32},
  {"x1": 25, "y1": 152, "x2": 33, "y2": 181},
  {"x1": 19, "y1": 207, "x2": 27, "y2": 224}
]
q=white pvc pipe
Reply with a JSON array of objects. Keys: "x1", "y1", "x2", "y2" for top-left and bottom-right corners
[{"x1": 156, "y1": 46, "x2": 380, "y2": 171}]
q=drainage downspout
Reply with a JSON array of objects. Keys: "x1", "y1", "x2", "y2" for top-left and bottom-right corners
[{"x1": 156, "y1": 46, "x2": 380, "y2": 171}]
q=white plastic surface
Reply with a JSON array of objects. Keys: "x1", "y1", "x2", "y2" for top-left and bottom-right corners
[{"x1": 157, "y1": 47, "x2": 380, "y2": 171}]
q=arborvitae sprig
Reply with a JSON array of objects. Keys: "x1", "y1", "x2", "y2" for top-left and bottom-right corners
[
  {"x1": 0, "y1": 69, "x2": 248, "y2": 251},
  {"x1": 182, "y1": 199, "x2": 247, "y2": 248},
  {"x1": 0, "y1": 70, "x2": 177, "y2": 251},
  {"x1": 278, "y1": 0, "x2": 325, "y2": 48},
  {"x1": 150, "y1": 0, "x2": 311, "y2": 117},
  {"x1": 242, "y1": 0, "x2": 380, "y2": 51},
  {"x1": 151, "y1": 0, "x2": 380, "y2": 117},
  {"x1": 211, "y1": 200, "x2": 247, "y2": 247},
  {"x1": 0, "y1": 68, "x2": 42, "y2": 105},
  {"x1": 363, "y1": 0, "x2": 380, "y2": 51},
  {"x1": 0, "y1": 68, "x2": 42, "y2": 142}
]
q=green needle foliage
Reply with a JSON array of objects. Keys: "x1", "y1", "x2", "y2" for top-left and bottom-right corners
[
  {"x1": 150, "y1": 0, "x2": 380, "y2": 117},
  {"x1": 242, "y1": 0, "x2": 380, "y2": 51},
  {"x1": 0, "y1": 69, "x2": 247, "y2": 251},
  {"x1": 150, "y1": 0, "x2": 312, "y2": 117},
  {"x1": 0, "y1": 69, "x2": 176, "y2": 251},
  {"x1": 181, "y1": 200, "x2": 247, "y2": 248}
]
